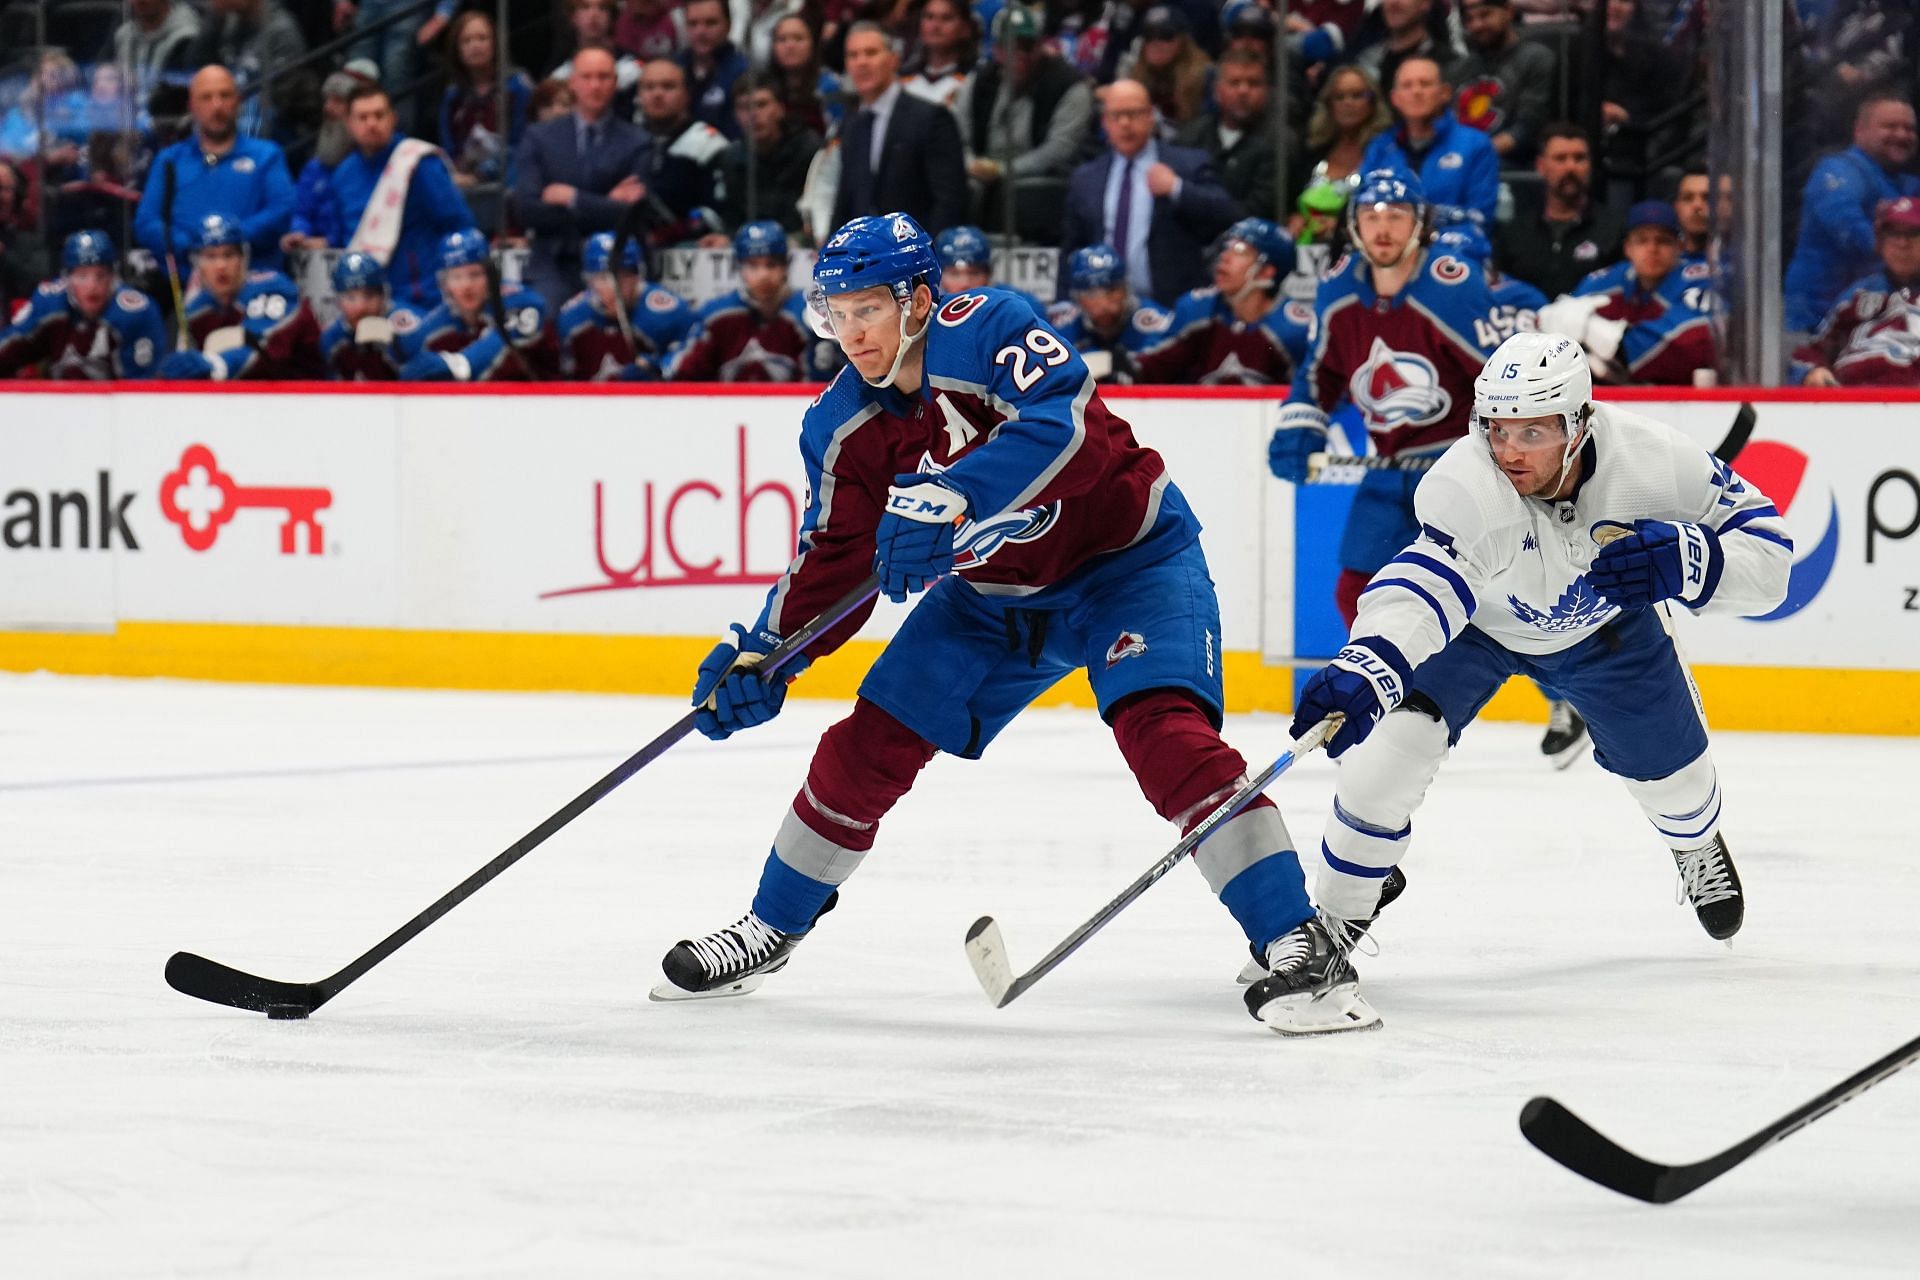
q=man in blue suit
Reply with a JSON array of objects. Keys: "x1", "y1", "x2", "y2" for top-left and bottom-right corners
[
  {"x1": 1059, "y1": 79, "x2": 1239, "y2": 306},
  {"x1": 512, "y1": 46, "x2": 656, "y2": 312}
]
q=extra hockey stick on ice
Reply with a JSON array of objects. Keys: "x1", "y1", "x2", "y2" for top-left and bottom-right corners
[
  {"x1": 965, "y1": 716, "x2": 1339, "y2": 1008},
  {"x1": 165, "y1": 575, "x2": 881, "y2": 1019},
  {"x1": 1520, "y1": 1030, "x2": 1920, "y2": 1203}
]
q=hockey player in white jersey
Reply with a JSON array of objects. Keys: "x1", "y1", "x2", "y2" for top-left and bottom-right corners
[{"x1": 1246, "y1": 332, "x2": 1792, "y2": 1020}]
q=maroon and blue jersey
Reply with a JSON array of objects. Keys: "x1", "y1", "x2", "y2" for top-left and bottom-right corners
[
  {"x1": 398, "y1": 288, "x2": 556, "y2": 381},
  {"x1": 1285, "y1": 248, "x2": 1496, "y2": 457},
  {"x1": 556, "y1": 284, "x2": 693, "y2": 380},
  {"x1": 182, "y1": 270, "x2": 297, "y2": 354},
  {"x1": 198, "y1": 274, "x2": 324, "y2": 380},
  {"x1": 1571, "y1": 258, "x2": 1715, "y2": 386},
  {"x1": 1133, "y1": 287, "x2": 1313, "y2": 386},
  {"x1": 319, "y1": 305, "x2": 421, "y2": 380},
  {"x1": 753, "y1": 287, "x2": 1199, "y2": 652},
  {"x1": 665, "y1": 289, "x2": 842, "y2": 382},
  {"x1": 1048, "y1": 296, "x2": 1172, "y2": 383},
  {"x1": 1791, "y1": 269, "x2": 1920, "y2": 386},
  {"x1": 0, "y1": 282, "x2": 166, "y2": 379}
]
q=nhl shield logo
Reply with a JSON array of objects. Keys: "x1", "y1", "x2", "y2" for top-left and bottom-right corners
[
  {"x1": 1349, "y1": 337, "x2": 1453, "y2": 431},
  {"x1": 1105, "y1": 631, "x2": 1148, "y2": 667}
]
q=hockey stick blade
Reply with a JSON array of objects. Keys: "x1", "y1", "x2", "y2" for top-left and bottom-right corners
[
  {"x1": 963, "y1": 717, "x2": 1338, "y2": 1007},
  {"x1": 1520, "y1": 1030, "x2": 1920, "y2": 1203},
  {"x1": 165, "y1": 576, "x2": 881, "y2": 1018},
  {"x1": 1713, "y1": 401, "x2": 1757, "y2": 464}
]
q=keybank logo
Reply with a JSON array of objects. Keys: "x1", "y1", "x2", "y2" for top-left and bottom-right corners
[
  {"x1": 1734, "y1": 440, "x2": 1837, "y2": 622},
  {"x1": 158, "y1": 444, "x2": 332, "y2": 554},
  {"x1": 2, "y1": 472, "x2": 138, "y2": 550}
]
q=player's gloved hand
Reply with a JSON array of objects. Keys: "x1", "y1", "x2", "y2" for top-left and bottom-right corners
[
  {"x1": 874, "y1": 473, "x2": 968, "y2": 604},
  {"x1": 690, "y1": 623, "x2": 811, "y2": 741},
  {"x1": 1587, "y1": 518, "x2": 1724, "y2": 609},
  {"x1": 1289, "y1": 636, "x2": 1413, "y2": 758},
  {"x1": 158, "y1": 350, "x2": 215, "y2": 380},
  {"x1": 1268, "y1": 404, "x2": 1331, "y2": 484},
  {"x1": 401, "y1": 350, "x2": 471, "y2": 382},
  {"x1": 615, "y1": 357, "x2": 660, "y2": 382}
]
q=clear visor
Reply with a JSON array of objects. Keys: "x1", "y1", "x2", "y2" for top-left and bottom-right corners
[
  {"x1": 805, "y1": 283, "x2": 906, "y2": 341},
  {"x1": 1477, "y1": 414, "x2": 1574, "y2": 455}
]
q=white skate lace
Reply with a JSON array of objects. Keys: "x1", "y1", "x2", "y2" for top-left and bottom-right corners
[
  {"x1": 686, "y1": 912, "x2": 785, "y2": 978},
  {"x1": 1263, "y1": 927, "x2": 1314, "y2": 976},
  {"x1": 1548, "y1": 701, "x2": 1576, "y2": 735},
  {"x1": 1321, "y1": 909, "x2": 1380, "y2": 958},
  {"x1": 1674, "y1": 844, "x2": 1739, "y2": 908}
]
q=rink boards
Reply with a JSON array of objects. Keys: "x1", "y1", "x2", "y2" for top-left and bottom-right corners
[{"x1": 0, "y1": 384, "x2": 1915, "y2": 734}]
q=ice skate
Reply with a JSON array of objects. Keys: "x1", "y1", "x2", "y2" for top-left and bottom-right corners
[
  {"x1": 650, "y1": 892, "x2": 838, "y2": 1001},
  {"x1": 1540, "y1": 700, "x2": 1590, "y2": 770},
  {"x1": 1674, "y1": 835, "x2": 1743, "y2": 942},
  {"x1": 1236, "y1": 865, "x2": 1406, "y2": 984},
  {"x1": 1242, "y1": 917, "x2": 1382, "y2": 1035}
]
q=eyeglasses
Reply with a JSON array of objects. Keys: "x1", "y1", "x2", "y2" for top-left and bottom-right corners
[{"x1": 1104, "y1": 106, "x2": 1153, "y2": 121}]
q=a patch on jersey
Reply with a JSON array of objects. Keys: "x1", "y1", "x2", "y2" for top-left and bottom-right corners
[
  {"x1": 937, "y1": 294, "x2": 988, "y2": 326},
  {"x1": 389, "y1": 309, "x2": 421, "y2": 334},
  {"x1": 1105, "y1": 631, "x2": 1148, "y2": 668},
  {"x1": 1420, "y1": 522, "x2": 1462, "y2": 559},
  {"x1": 1133, "y1": 306, "x2": 1172, "y2": 333},
  {"x1": 1683, "y1": 261, "x2": 1712, "y2": 281},
  {"x1": 1349, "y1": 337, "x2": 1453, "y2": 430},
  {"x1": 234, "y1": 155, "x2": 255, "y2": 173},
  {"x1": 1437, "y1": 151, "x2": 1464, "y2": 170},
  {"x1": 1283, "y1": 299, "x2": 1314, "y2": 326},
  {"x1": 1428, "y1": 255, "x2": 1469, "y2": 285},
  {"x1": 1508, "y1": 578, "x2": 1613, "y2": 633},
  {"x1": 1522, "y1": 531, "x2": 1538, "y2": 552},
  {"x1": 117, "y1": 289, "x2": 150, "y2": 311},
  {"x1": 646, "y1": 290, "x2": 679, "y2": 312},
  {"x1": 1573, "y1": 240, "x2": 1600, "y2": 262}
]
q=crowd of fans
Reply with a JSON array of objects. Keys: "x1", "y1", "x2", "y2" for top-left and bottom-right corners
[{"x1": 0, "y1": 0, "x2": 1918, "y2": 387}]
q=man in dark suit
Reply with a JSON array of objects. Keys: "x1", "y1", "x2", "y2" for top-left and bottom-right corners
[
  {"x1": 830, "y1": 22, "x2": 967, "y2": 236},
  {"x1": 512, "y1": 46, "x2": 654, "y2": 311},
  {"x1": 1061, "y1": 79, "x2": 1239, "y2": 305}
]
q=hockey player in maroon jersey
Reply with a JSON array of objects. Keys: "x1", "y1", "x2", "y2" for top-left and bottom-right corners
[
  {"x1": 398, "y1": 229, "x2": 558, "y2": 382},
  {"x1": 664, "y1": 221, "x2": 841, "y2": 381},
  {"x1": 1268, "y1": 168, "x2": 1497, "y2": 623},
  {"x1": 321, "y1": 252, "x2": 419, "y2": 381},
  {"x1": 556, "y1": 231, "x2": 693, "y2": 380},
  {"x1": 0, "y1": 230, "x2": 166, "y2": 379},
  {"x1": 651, "y1": 212, "x2": 1377, "y2": 1035},
  {"x1": 157, "y1": 214, "x2": 326, "y2": 381},
  {"x1": 1132, "y1": 217, "x2": 1313, "y2": 386},
  {"x1": 1793, "y1": 195, "x2": 1920, "y2": 387}
]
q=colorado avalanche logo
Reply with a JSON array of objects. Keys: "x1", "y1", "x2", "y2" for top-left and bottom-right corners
[
  {"x1": 1105, "y1": 631, "x2": 1148, "y2": 667},
  {"x1": 1507, "y1": 577, "x2": 1616, "y2": 633},
  {"x1": 1349, "y1": 336, "x2": 1453, "y2": 430},
  {"x1": 915, "y1": 451, "x2": 1060, "y2": 568}
]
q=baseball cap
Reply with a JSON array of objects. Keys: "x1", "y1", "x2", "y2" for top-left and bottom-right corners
[
  {"x1": 1877, "y1": 195, "x2": 1920, "y2": 232},
  {"x1": 1226, "y1": 5, "x2": 1277, "y2": 38},
  {"x1": 992, "y1": 5, "x2": 1040, "y2": 43},
  {"x1": 1625, "y1": 200, "x2": 1680, "y2": 236},
  {"x1": 1140, "y1": 5, "x2": 1189, "y2": 40}
]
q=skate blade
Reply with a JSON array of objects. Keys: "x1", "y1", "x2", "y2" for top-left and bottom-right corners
[
  {"x1": 1254, "y1": 983, "x2": 1382, "y2": 1036},
  {"x1": 1545, "y1": 733, "x2": 1591, "y2": 771},
  {"x1": 1234, "y1": 957, "x2": 1268, "y2": 986},
  {"x1": 647, "y1": 973, "x2": 766, "y2": 1002}
]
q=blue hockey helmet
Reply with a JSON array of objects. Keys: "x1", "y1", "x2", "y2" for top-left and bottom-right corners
[
  {"x1": 582, "y1": 231, "x2": 643, "y2": 276},
  {"x1": 436, "y1": 227, "x2": 492, "y2": 273},
  {"x1": 1347, "y1": 166, "x2": 1430, "y2": 252},
  {"x1": 808, "y1": 212, "x2": 940, "y2": 318},
  {"x1": 1066, "y1": 243, "x2": 1127, "y2": 293},
  {"x1": 1432, "y1": 223, "x2": 1493, "y2": 266},
  {"x1": 330, "y1": 250, "x2": 388, "y2": 295},
  {"x1": 193, "y1": 212, "x2": 246, "y2": 253},
  {"x1": 934, "y1": 224, "x2": 992, "y2": 271},
  {"x1": 1219, "y1": 216, "x2": 1297, "y2": 282},
  {"x1": 62, "y1": 229, "x2": 119, "y2": 271},
  {"x1": 733, "y1": 220, "x2": 789, "y2": 264}
]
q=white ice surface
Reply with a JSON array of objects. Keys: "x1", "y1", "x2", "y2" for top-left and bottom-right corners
[{"x1": 4, "y1": 673, "x2": 1918, "y2": 1279}]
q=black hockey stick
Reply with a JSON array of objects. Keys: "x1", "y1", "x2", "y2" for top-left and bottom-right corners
[
  {"x1": 160, "y1": 160, "x2": 189, "y2": 353},
  {"x1": 1520, "y1": 1030, "x2": 1920, "y2": 1203},
  {"x1": 166, "y1": 576, "x2": 881, "y2": 1019},
  {"x1": 964, "y1": 716, "x2": 1339, "y2": 1007},
  {"x1": 1713, "y1": 400, "x2": 1757, "y2": 463}
]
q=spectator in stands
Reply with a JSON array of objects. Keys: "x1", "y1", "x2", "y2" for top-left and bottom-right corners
[
  {"x1": 320, "y1": 250, "x2": 413, "y2": 379},
  {"x1": 901, "y1": 0, "x2": 978, "y2": 113},
  {"x1": 1353, "y1": 0, "x2": 1459, "y2": 95},
  {"x1": 0, "y1": 160, "x2": 48, "y2": 319},
  {"x1": 667, "y1": 220, "x2": 839, "y2": 380},
  {"x1": 1361, "y1": 55, "x2": 1498, "y2": 229},
  {"x1": 334, "y1": 0, "x2": 421, "y2": 114},
  {"x1": 617, "y1": 0, "x2": 686, "y2": 63},
  {"x1": 632, "y1": 59, "x2": 729, "y2": 235},
  {"x1": 105, "y1": 0, "x2": 204, "y2": 96},
  {"x1": 399, "y1": 227, "x2": 556, "y2": 381},
  {"x1": 439, "y1": 12, "x2": 534, "y2": 197},
  {"x1": 681, "y1": 0, "x2": 751, "y2": 140},
  {"x1": 1451, "y1": 0, "x2": 1555, "y2": 164},
  {"x1": 550, "y1": 0, "x2": 637, "y2": 91},
  {"x1": 1294, "y1": 63, "x2": 1391, "y2": 226},
  {"x1": 283, "y1": 61, "x2": 377, "y2": 253},
  {"x1": 0, "y1": 52, "x2": 87, "y2": 163},
  {"x1": 1133, "y1": 216, "x2": 1311, "y2": 385},
  {"x1": 556, "y1": 230, "x2": 692, "y2": 379},
  {"x1": 831, "y1": 23, "x2": 969, "y2": 235},
  {"x1": 0, "y1": 230, "x2": 165, "y2": 380},
  {"x1": 328, "y1": 83, "x2": 475, "y2": 308},
  {"x1": 514, "y1": 48, "x2": 656, "y2": 312},
  {"x1": 1495, "y1": 122, "x2": 1622, "y2": 300},
  {"x1": 1673, "y1": 167, "x2": 1709, "y2": 263},
  {"x1": 1540, "y1": 199, "x2": 1713, "y2": 385},
  {"x1": 1121, "y1": 6, "x2": 1215, "y2": 131},
  {"x1": 717, "y1": 73, "x2": 821, "y2": 234},
  {"x1": 531, "y1": 80, "x2": 576, "y2": 126},
  {"x1": 189, "y1": 0, "x2": 310, "y2": 136},
  {"x1": 1177, "y1": 47, "x2": 1283, "y2": 222},
  {"x1": 1049, "y1": 242, "x2": 1173, "y2": 382},
  {"x1": 160, "y1": 213, "x2": 318, "y2": 379},
  {"x1": 957, "y1": 6, "x2": 1093, "y2": 238},
  {"x1": 1785, "y1": 90, "x2": 1920, "y2": 333},
  {"x1": 1568, "y1": 0, "x2": 1689, "y2": 181},
  {"x1": 136, "y1": 66, "x2": 296, "y2": 271},
  {"x1": 1794, "y1": 195, "x2": 1920, "y2": 388},
  {"x1": 1796, "y1": 0, "x2": 1917, "y2": 154},
  {"x1": 1061, "y1": 79, "x2": 1237, "y2": 305},
  {"x1": 735, "y1": 0, "x2": 806, "y2": 69},
  {"x1": 769, "y1": 14, "x2": 846, "y2": 137}
]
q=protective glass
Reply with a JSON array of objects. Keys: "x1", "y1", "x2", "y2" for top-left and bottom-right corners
[{"x1": 1478, "y1": 415, "x2": 1574, "y2": 457}]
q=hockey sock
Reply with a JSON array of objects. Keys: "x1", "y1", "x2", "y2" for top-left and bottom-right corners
[
  {"x1": 751, "y1": 698, "x2": 938, "y2": 935},
  {"x1": 1110, "y1": 690, "x2": 1310, "y2": 950},
  {"x1": 1319, "y1": 708, "x2": 1447, "y2": 920},
  {"x1": 1620, "y1": 750, "x2": 1722, "y2": 852},
  {"x1": 1334, "y1": 568, "x2": 1370, "y2": 628}
]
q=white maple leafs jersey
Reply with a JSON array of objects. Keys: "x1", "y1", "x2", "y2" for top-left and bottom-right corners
[{"x1": 1355, "y1": 403, "x2": 1793, "y2": 665}]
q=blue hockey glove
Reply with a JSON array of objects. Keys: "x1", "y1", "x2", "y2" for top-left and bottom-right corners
[
  {"x1": 158, "y1": 350, "x2": 215, "y2": 380},
  {"x1": 690, "y1": 623, "x2": 811, "y2": 741},
  {"x1": 1268, "y1": 404, "x2": 1331, "y2": 484},
  {"x1": 1289, "y1": 637, "x2": 1414, "y2": 758},
  {"x1": 874, "y1": 473, "x2": 968, "y2": 604},
  {"x1": 401, "y1": 349, "x2": 471, "y2": 382},
  {"x1": 1587, "y1": 519, "x2": 1724, "y2": 609}
]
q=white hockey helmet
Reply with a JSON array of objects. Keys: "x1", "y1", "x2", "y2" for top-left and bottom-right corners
[{"x1": 1473, "y1": 331, "x2": 1593, "y2": 434}]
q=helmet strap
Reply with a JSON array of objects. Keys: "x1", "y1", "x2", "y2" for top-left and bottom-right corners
[{"x1": 863, "y1": 285, "x2": 932, "y2": 389}]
